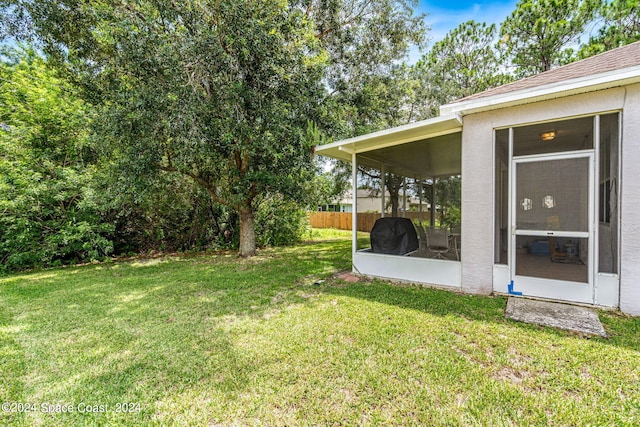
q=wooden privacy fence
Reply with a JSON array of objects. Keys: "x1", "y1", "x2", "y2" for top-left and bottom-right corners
[{"x1": 308, "y1": 211, "x2": 437, "y2": 233}]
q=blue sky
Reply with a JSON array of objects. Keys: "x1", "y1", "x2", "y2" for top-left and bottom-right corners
[
  {"x1": 405, "y1": 0, "x2": 519, "y2": 62},
  {"x1": 419, "y1": 0, "x2": 519, "y2": 43}
]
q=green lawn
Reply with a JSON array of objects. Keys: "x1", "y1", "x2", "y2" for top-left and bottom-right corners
[{"x1": 1, "y1": 229, "x2": 639, "y2": 426}]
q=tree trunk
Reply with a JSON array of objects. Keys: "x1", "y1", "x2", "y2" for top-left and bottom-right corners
[
  {"x1": 239, "y1": 205, "x2": 257, "y2": 257},
  {"x1": 387, "y1": 175, "x2": 401, "y2": 217},
  {"x1": 390, "y1": 195, "x2": 399, "y2": 217}
]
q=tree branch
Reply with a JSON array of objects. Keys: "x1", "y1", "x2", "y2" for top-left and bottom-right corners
[
  {"x1": 315, "y1": 0, "x2": 373, "y2": 39},
  {"x1": 305, "y1": 0, "x2": 313, "y2": 18},
  {"x1": 158, "y1": 153, "x2": 229, "y2": 207},
  {"x1": 213, "y1": 0, "x2": 233, "y2": 55}
]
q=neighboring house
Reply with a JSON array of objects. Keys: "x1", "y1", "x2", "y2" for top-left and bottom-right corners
[
  {"x1": 317, "y1": 41, "x2": 640, "y2": 315},
  {"x1": 320, "y1": 189, "x2": 425, "y2": 213}
]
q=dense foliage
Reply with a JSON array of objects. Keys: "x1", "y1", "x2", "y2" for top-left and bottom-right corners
[
  {"x1": 499, "y1": 0, "x2": 600, "y2": 76},
  {"x1": 2, "y1": 0, "x2": 329, "y2": 258},
  {"x1": 0, "y1": 47, "x2": 322, "y2": 270},
  {"x1": 578, "y1": 0, "x2": 640, "y2": 58},
  {"x1": 1, "y1": 0, "x2": 640, "y2": 270},
  {"x1": 421, "y1": 21, "x2": 511, "y2": 105},
  {"x1": 0, "y1": 48, "x2": 112, "y2": 271}
]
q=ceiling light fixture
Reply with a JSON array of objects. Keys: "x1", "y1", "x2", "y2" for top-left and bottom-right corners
[{"x1": 541, "y1": 131, "x2": 556, "y2": 141}]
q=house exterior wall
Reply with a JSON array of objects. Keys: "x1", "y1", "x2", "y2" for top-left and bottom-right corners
[
  {"x1": 340, "y1": 190, "x2": 423, "y2": 213},
  {"x1": 460, "y1": 113, "x2": 496, "y2": 295},
  {"x1": 620, "y1": 84, "x2": 640, "y2": 315},
  {"x1": 461, "y1": 86, "x2": 640, "y2": 314},
  {"x1": 355, "y1": 197, "x2": 384, "y2": 213}
]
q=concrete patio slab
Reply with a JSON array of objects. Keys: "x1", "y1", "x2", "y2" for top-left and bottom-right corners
[{"x1": 505, "y1": 297, "x2": 607, "y2": 337}]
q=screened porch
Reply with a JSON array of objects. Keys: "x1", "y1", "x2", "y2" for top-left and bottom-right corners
[{"x1": 316, "y1": 115, "x2": 463, "y2": 288}]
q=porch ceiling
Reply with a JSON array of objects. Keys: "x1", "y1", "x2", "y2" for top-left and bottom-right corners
[
  {"x1": 357, "y1": 132, "x2": 462, "y2": 178},
  {"x1": 316, "y1": 114, "x2": 462, "y2": 177}
]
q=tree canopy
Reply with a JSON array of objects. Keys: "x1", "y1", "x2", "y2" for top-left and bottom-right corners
[
  {"x1": 420, "y1": 20, "x2": 511, "y2": 105},
  {"x1": 578, "y1": 0, "x2": 640, "y2": 58},
  {"x1": 0, "y1": 47, "x2": 113, "y2": 269},
  {"x1": 500, "y1": 0, "x2": 600, "y2": 77},
  {"x1": 3, "y1": 0, "x2": 331, "y2": 257},
  {"x1": 3, "y1": 0, "x2": 640, "y2": 268}
]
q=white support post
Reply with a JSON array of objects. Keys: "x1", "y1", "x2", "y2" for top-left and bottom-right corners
[
  {"x1": 352, "y1": 151, "x2": 358, "y2": 255},
  {"x1": 430, "y1": 178, "x2": 436, "y2": 226},
  {"x1": 508, "y1": 127, "x2": 514, "y2": 278},
  {"x1": 418, "y1": 180, "x2": 423, "y2": 224},
  {"x1": 592, "y1": 115, "x2": 600, "y2": 297},
  {"x1": 381, "y1": 163, "x2": 386, "y2": 218},
  {"x1": 403, "y1": 176, "x2": 407, "y2": 217}
]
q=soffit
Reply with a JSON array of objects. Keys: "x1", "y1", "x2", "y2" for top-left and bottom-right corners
[{"x1": 315, "y1": 115, "x2": 462, "y2": 177}]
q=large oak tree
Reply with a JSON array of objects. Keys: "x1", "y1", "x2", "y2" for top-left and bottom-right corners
[
  {"x1": 2, "y1": 0, "x2": 427, "y2": 257},
  {"x1": 2, "y1": 0, "x2": 328, "y2": 257}
]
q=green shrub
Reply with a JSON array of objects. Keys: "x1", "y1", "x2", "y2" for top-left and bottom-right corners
[
  {"x1": 440, "y1": 206, "x2": 461, "y2": 228},
  {"x1": 0, "y1": 48, "x2": 114, "y2": 271},
  {"x1": 254, "y1": 193, "x2": 309, "y2": 247},
  {"x1": 0, "y1": 163, "x2": 115, "y2": 270}
]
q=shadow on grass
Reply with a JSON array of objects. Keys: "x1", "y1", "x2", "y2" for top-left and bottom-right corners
[
  {"x1": 597, "y1": 311, "x2": 640, "y2": 351},
  {"x1": 322, "y1": 278, "x2": 508, "y2": 323},
  {"x1": 0, "y1": 239, "x2": 358, "y2": 424},
  {"x1": 321, "y1": 277, "x2": 640, "y2": 351},
  {"x1": 0, "y1": 239, "x2": 351, "y2": 314},
  {"x1": 2, "y1": 237, "x2": 640, "y2": 425}
]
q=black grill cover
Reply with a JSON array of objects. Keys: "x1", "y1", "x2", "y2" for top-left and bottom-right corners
[{"x1": 370, "y1": 217, "x2": 419, "y2": 255}]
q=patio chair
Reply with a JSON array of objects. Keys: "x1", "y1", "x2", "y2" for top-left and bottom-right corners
[
  {"x1": 427, "y1": 226, "x2": 450, "y2": 259},
  {"x1": 415, "y1": 222, "x2": 428, "y2": 252},
  {"x1": 449, "y1": 224, "x2": 461, "y2": 261}
]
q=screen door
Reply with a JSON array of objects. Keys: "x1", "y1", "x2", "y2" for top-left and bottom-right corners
[{"x1": 512, "y1": 153, "x2": 594, "y2": 303}]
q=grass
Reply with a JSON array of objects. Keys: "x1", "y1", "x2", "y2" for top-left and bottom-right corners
[{"x1": 0, "y1": 228, "x2": 639, "y2": 426}]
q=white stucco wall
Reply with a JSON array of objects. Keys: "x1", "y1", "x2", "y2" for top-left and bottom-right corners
[
  {"x1": 460, "y1": 113, "x2": 496, "y2": 295},
  {"x1": 461, "y1": 86, "x2": 640, "y2": 314},
  {"x1": 620, "y1": 84, "x2": 640, "y2": 315}
]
